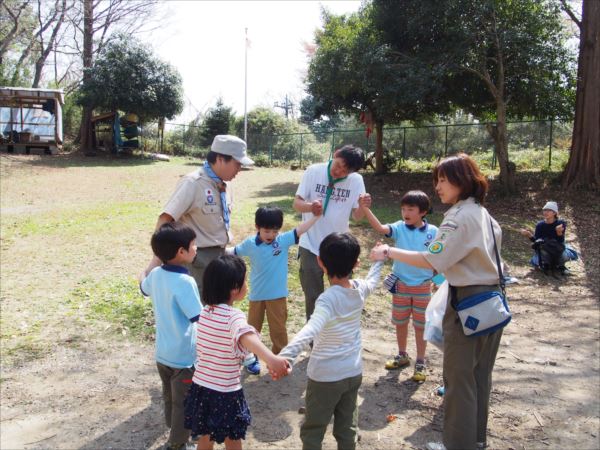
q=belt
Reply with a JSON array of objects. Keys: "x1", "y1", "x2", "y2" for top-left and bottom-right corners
[
  {"x1": 197, "y1": 245, "x2": 225, "y2": 250},
  {"x1": 450, "y1": 284, "x2": 501, "y2": 308}
]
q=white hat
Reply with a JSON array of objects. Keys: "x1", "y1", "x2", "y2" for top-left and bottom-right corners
[
  {"x1": 211, "y1": 135, "x2": 254, "y2": 166},
  {"x1": 542, "y1": 201, "x2": 558, "y2": 213}
]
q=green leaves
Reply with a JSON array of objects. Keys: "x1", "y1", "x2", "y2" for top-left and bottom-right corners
[{"x1": 78, "y1": 33, "x2": 184, "y2": 122}]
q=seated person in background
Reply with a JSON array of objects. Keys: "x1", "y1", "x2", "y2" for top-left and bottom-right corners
[{"x1": 520, "y1": 201, "x2": 578, "y2": 275}]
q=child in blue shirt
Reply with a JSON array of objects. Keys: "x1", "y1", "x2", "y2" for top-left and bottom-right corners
[
  {"x1": 229, "y1": 206, "x2": 319, "y2": 375},
  {"x1": 139, "y1": 222, "x2": 202, "y2": 450},
  {"x1": 359, "y1": 190, "x2": 438, "y2": 382}
]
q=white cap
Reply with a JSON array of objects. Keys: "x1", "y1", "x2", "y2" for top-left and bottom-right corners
[
  {"x1": 211, "y1": 135, "x2": 254, "y2": 166},
  {"x1": 542, "y1": 201, "x2": 558, "y2": 213}
]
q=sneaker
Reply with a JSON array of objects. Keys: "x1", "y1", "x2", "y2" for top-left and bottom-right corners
[
  {"x1": 385, "y1": 352, "x2": 410, "y2": 370},
  {"x1": 425, "y1": 442, "x2": 447, "y2": 450},
  {"x1": 412, "y1": 362, "x2": 427, "y2": 382},
  {"x1": 436, "y1": 385, "x2": 445, "y2": 396},
  {"x1": 558, "y1": 266, "x2": 571, "y2": 276},
  {"x1": 165, "y1": 442, "x2": 196, "y2": 450},
  {"x1": 245, "y1": 357, "x2": 261, "y2": 375},
  {"x1": 476, "y1": 442, "x2": 487, "y2": 449}
]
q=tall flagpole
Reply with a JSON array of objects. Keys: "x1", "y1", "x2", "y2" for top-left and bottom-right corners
[{"x1": 244, "y1": 27, "x2": 248, "y2": 143}]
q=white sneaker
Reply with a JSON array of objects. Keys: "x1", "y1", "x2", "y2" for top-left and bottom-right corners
[{"x1": 425, "y1": 443, "x2": 447, "y2": 450}]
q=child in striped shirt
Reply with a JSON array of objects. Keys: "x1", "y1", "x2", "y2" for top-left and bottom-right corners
[
  {"x1": 184, "y1": 255, "x2": 290, "y2": 449},
  {"x1": 278, "y1": 232, "x2": 382, "y2": 450}
]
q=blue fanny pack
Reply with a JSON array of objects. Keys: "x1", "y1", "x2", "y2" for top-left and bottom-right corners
[
  {"x1": 451, "y1": 216, "x2": 512, "y2": 337},
  {"x1": 452, "y1": 289, "x2": 511, "y2": 336}
]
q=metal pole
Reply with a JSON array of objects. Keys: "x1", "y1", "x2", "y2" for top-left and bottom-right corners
[
  {"x1": 269, "y1": 135, "x2": 273, "y2": 166},
  {"x1": 300, "y1": 133, "x2": 303, "y2": 167},
  {"x1": 244, "y1": 28, "x2": 248, "y2": 143},
  {"x1": 445, "y1": 125, "x2": 449, "y2": 156},
  {"x1": 402, "y1": 128, "x2": 406, "y2": 159},
  {"x1": 182, "y1": 125, "x2": 185, "y2": 154},
  {"x1": 548, "y1": 119, "x2": 553, "y2": 169},
  {"x1": 331, "y1": 131, "x2": 335, "y2": 159}
]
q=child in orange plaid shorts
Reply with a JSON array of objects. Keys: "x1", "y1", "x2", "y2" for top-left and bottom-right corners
[{"x1": 359, "y1": 190, "x2": 438, "y2": 381}]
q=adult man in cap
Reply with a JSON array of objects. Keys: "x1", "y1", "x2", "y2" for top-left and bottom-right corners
[{"x1": 145, "y1": 135, "x2": 254, "y2": 292}]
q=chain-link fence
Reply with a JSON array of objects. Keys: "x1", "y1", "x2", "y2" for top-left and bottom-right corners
[{"x1": 139, "y1": 119, "x2": 572, "y2": 171}]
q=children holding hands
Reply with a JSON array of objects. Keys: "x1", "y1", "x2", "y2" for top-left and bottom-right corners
[
  {"x1": 228, "y1": 206, "x2": 320, "y2": 374},
  {"x1": 278, "y1": 232, "x2": 383, "y2": 450},
  {"x1": 139, "y1": 222, "x2": 202, "y2": 450},
  {"x1": 358, "y1": 191, "x2": 438, "y2": 382},
  {"x1": 184, "y1": 255, "x2": 291, "y2": 450}
]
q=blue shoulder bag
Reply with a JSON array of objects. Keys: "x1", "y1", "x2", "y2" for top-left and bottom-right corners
[{"x1": 452, "y1": 217, "x2": 511, "y2": 337}]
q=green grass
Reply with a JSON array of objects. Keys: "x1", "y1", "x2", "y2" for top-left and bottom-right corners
[
  {"x1": 69, "y1": 276, "x2": 155, "y2": 340},
  {"x1": 1, "y1": 202, "x2": 157, "y2": 241},
  {"x1": 0, "y1": 319, "x2": 47, "y2": 362},
  {"x1": 384, "y1": 147, "x2": 571, "y2": 175}
]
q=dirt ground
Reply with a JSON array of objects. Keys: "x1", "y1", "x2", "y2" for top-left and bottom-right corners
[{"x1": 1, "y1": 153, "x2": 599, "y2": 450}]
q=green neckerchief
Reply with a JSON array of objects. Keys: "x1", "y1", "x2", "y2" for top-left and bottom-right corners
[{"x1": 323, "y1": 159, "x2": 348, "y2": 215}]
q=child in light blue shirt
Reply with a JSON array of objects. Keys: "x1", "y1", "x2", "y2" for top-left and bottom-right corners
[
  {"x1": 229, "y1": 206, "x2": 319, "y2": 374},
  {"x1": 139, "y1": 222, "x2": 202, "y2": 450},
  {"x1": 359, "y1": 190, "x2": 439, "y2": 382}
]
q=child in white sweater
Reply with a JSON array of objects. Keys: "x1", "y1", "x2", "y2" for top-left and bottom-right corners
[{"x1": 278, "y1": 232, "x2": 382, "y2": 450}]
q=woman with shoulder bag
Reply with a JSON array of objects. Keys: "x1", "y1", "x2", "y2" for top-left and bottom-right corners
[{"x1": 371, "y1": 153, "x2": 506, "y2": 450}]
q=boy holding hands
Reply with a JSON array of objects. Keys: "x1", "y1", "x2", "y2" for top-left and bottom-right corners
[
  {"x1": 359, "y1": 191, "x2": 438, "y2": 382},
  {"x1": 230, "y1": 206, "x2": 320, "y2": 374},
  {"x1": 139, "y1": 222, "x2": 202, "y2": 450},
  {"x1": 278, "y1": 232, "x2": 382, "y2": 450}
]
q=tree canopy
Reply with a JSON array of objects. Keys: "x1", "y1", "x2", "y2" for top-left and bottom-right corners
[
  {"x1": 200, "y1": 98, "x2": 234, "y2": 146},
  {"x1": 372, "y1": 0, "x2": 576, "y2": 190},
  {"x1": 78, "y1": 34, "x2": 183, "y2": 122},
  {"x1": 306, "y1": 4, "x2": 453, "y2": 172}
]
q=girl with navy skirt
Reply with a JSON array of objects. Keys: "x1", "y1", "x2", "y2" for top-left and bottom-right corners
[{"x1": 184, "y1": 255, "x2": 290, "y2": 449}]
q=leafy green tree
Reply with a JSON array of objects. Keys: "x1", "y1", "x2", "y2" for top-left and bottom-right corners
[
  {"x1": 78, "y1": 34, "x2": 183, "y2": 123},
  {"x1": 306, "y1": 5, "x2": 449, "y2": 172},
  {"x1": 200, "y1": 98, "x2": 234, "y2": 146},
  {"x1": 374, "y1": 0, "x2": 576, "y2": 192},
  {"x1": 233, "y1": 107, "x2": 319, "y2": 162}
]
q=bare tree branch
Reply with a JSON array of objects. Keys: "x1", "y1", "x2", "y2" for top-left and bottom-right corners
[
  {"x1": 33, "y1": 0, "x2": 70, "y2": 87},
  {"x1": 0, "y1": 0, "x2": 32, "y2": 59},
  {"x1": 560, "y1": 0, "x2": 582, "y2": 30}
]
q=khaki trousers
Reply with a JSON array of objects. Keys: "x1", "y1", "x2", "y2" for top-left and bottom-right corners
[
  {"x1": 188, "y1": 246, "x2": 225, "y2": 299},
  {"x1": 301, "y1": 374, "x2": 362, "y2": 450},
  {"x1": 442, "y1": 285, "x2": 503, "y2": 450},
  {"x1": 299, "y1": 247, "x2": 324, "y2": 321},
  {"x1": 247, "y1": 297, "x2": 288, "y2": 354}
]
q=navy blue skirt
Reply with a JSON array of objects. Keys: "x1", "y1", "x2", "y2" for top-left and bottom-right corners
[{"x1": 184, "y1": 383, "x2": 251, "y2": 443}]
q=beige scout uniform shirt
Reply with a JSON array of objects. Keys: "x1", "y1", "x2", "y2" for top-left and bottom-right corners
[
  {"x1": 424, "y1": 197, "x2": 502, "y2": 286},
  {"x1": 162, "y1": 167, "x2": 232, "y2": 248}
]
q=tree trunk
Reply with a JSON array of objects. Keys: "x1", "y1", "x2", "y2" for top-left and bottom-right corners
[
  {"x1": 487, "y1": 101, "x2": 516, "y2": 193},
  {"x1": 79, "y1": 0, "x2": 94, "y2": 153},
  {"x1": 32, "y1": 0, "x2": 67, "y2": 88},
  {"x1": 562, "y1": 0, "x2": 600, "y2": 189},
  {"x1": 374, "y1": 121, "x2": 385, "y2": 174}
]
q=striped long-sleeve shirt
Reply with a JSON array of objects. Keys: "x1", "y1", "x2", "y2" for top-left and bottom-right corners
[
  {"x1": 279, "y1": 261, "x2": 383, "y2": 382},
  {"x1": 192, "y1": 304, "x2": 257, "y2": 392}
]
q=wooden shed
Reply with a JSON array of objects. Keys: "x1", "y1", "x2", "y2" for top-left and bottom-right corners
[{"x1": 0, "y1": 87, "x2": 64, "y2": 155}]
